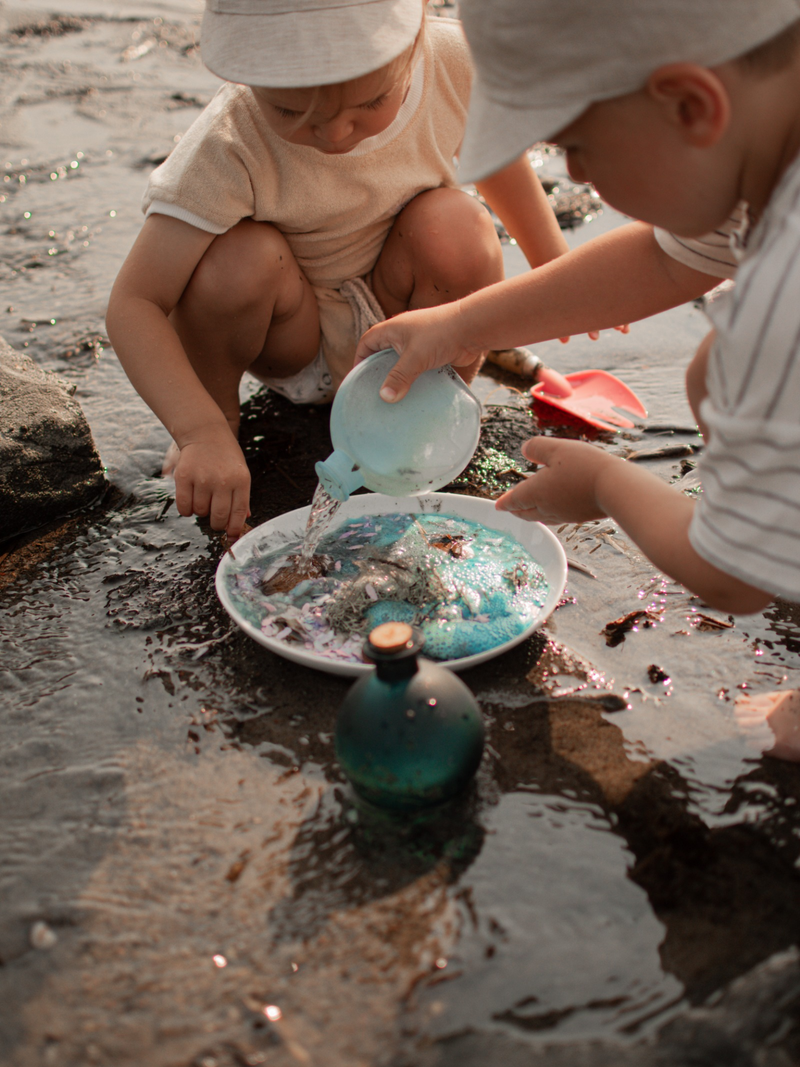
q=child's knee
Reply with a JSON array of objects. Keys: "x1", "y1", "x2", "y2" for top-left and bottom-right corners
[
  {"x1": 188, "y1": 219, "x2": 291, "y2": 311},
  {"x1": 403, "y1": 187, "x2": 502, "y2": 279}
]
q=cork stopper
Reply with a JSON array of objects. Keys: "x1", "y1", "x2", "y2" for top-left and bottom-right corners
[{"x1": 369, "y1": 622, "x2": 413, "y2": 653}]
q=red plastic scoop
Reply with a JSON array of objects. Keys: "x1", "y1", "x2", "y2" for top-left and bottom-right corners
[{"x1": 530, "y1": 369, "x2": 648, "y2": 431}]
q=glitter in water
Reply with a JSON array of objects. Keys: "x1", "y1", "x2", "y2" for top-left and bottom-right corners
[{"x1": 225, "y1": 513, "x2": 550, "y2": 666}]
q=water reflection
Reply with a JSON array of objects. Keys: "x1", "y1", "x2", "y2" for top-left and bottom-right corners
[
  {"x1": 396, "y1": 690, "x2": 800, "y2": 1047},
  {"x1": 269, "y1": 786, "x2": 484, "y2": 944}
]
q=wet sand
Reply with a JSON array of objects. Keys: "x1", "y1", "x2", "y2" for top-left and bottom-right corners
[{"x1": 2, "y1": 3, "x2": 800, "y2": 1066}]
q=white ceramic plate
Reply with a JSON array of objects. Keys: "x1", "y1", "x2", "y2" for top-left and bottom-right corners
[{"x1": 215, "y1": 493, "x2": 567, "y2": 677}]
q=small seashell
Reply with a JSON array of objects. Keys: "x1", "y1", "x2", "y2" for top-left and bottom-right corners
[
  {"x1": 30, "y1": 921, "x2": 57, "y2": 950},
  {"x1": 365, "y1": 584, "x2": 378, "y2": 601}
]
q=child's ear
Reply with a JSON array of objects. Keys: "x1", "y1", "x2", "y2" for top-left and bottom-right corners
[{"x1": 646, "y1": 63, "x2": 730, "y2": 148}]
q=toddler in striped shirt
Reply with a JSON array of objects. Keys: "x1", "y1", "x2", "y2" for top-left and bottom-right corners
[{"x1": 357, "y1": 0, "x2": 800, "y2": 759}]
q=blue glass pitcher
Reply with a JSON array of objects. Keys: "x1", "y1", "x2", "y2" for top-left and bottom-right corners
[{"x1": 315, "y1": 349, "x2": 481, "y2": 502}]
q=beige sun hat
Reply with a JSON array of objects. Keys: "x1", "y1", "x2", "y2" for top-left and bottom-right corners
[
  {"x1": 201, "y1": 0, "x2": 423, "y2": 88},
  {"x1": 458, "y1": 0, "x2": 800, "y2": 183}
]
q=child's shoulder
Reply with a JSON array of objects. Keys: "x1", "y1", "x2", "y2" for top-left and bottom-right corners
[
  {"x1": 426, "y1": 14, "x2": 469, "y2": 59},
  {"x1": 172, "y1": 81, "x2": 260, "y2": 149},
  {"x1": 426, "y1": 15, "x2": 472, "y2": 84},
  {"x1": 205, "y1": 81, "x2": 261, "y2": 128}
]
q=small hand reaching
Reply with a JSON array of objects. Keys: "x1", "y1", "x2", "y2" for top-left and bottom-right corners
[
  {"x1": 171, "y1": 427, "x2": 251, "y2": 541},
  {"x1": 494, "y1": 436, "x2": 614, "y2": 524}
]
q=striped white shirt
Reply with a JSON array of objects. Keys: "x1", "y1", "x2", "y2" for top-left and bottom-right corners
[
  {"x1": 654, "y1": 206, "x2": 746, "y2": 280},
  {"x1": 688, "y1": 159, "x2": 800, "y2": 601}
]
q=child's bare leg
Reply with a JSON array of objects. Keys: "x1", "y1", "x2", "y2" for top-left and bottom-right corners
[
  {"x1": 371, "y1": 188, "x2": 504, "y2": 384},
  {"x1": 685, "y1": 329, "x2": 716, "y2": 440},
  {"x1": 165, "y1": 219, "x2": 319, "y2": 472},
  {"x1": 735, "y1": 690, "x2": 800, "y2": 762}
]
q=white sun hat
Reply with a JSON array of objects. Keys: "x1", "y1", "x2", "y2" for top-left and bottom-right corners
[
  {"x1": 201, "y1": 0, "x2": 423, "y2": 88},
  {"x1": 458, "y1": 0, "x2": 800, "y2": 183}
]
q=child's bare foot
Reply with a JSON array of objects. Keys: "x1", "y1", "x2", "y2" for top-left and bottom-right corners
[
  {"x1": 162, "y1": 440, "x2": 180, "y2": 477},
  {"x1": 735, "y1": 690, "x2": 800, "y2": 762}
]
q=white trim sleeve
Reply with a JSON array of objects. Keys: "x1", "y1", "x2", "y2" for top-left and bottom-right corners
[
  {"x1": 654, "y1": 205, "x2": 746, "y2": 281},
  {"x1": 145, "y1": 200, "x2": 229, "y2": 235}
]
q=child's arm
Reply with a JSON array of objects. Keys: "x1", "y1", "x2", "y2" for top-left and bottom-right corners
[
  {"x1": 474, "y1": 153, "x2": 568, "y2": 268},
  {"x1": 106, "y1": 215, "x2": 251, "y2": 538},
  {"x1": 479, "y1": 157, "x2": 627, "y2": 352},
  {"x1": 355, "y1": 221, "x2": 723, "y2": 402},
  {"x1": 495, "y1": 436, "x2": 772, "y2": 615}
]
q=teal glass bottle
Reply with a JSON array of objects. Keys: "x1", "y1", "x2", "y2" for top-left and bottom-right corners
[
  {"x1": 315, "y1": 348, "x2": 481, "y2": 502},
  {"x1": 335, "y1": 623, "x2": 485, "y2": 811}
]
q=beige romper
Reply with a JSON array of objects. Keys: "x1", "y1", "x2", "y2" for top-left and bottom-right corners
[{"x1": 142, "y1": 17, "x2": 473, "y2": 399}]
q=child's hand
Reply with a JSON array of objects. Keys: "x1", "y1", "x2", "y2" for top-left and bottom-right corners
[
  {"x1": 495, "y1": 436, "x2": 612, "y2": 524},
  {"x1": 354, "y1": 303, "x2": 485, "y2": 403},
  {"x1": 558, "y1": 323, "x2": 631, "y2": 344},
  {"x1": 171, "y1": 428, "x2": 251, "y2": 540}
]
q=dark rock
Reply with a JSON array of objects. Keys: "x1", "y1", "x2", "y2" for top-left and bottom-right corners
[
  {"x1": 654, "y1": 947, "x2": 800, "y2": 1066},
  {"x1": 405, "y1": 950, "x2": 800, "y2": 1067},
  {"x1": 0, "y1": 336, "x2": 106, "y2": 542}
]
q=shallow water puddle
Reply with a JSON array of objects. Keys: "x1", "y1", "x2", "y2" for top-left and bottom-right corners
[{"x1": 411, "y1": 791, "x2": 683, "y2": 1040}]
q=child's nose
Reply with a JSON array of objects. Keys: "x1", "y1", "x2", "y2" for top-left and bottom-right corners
[{"x1": 315, "y1": 114, "x2": 354, "y2": 144}]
